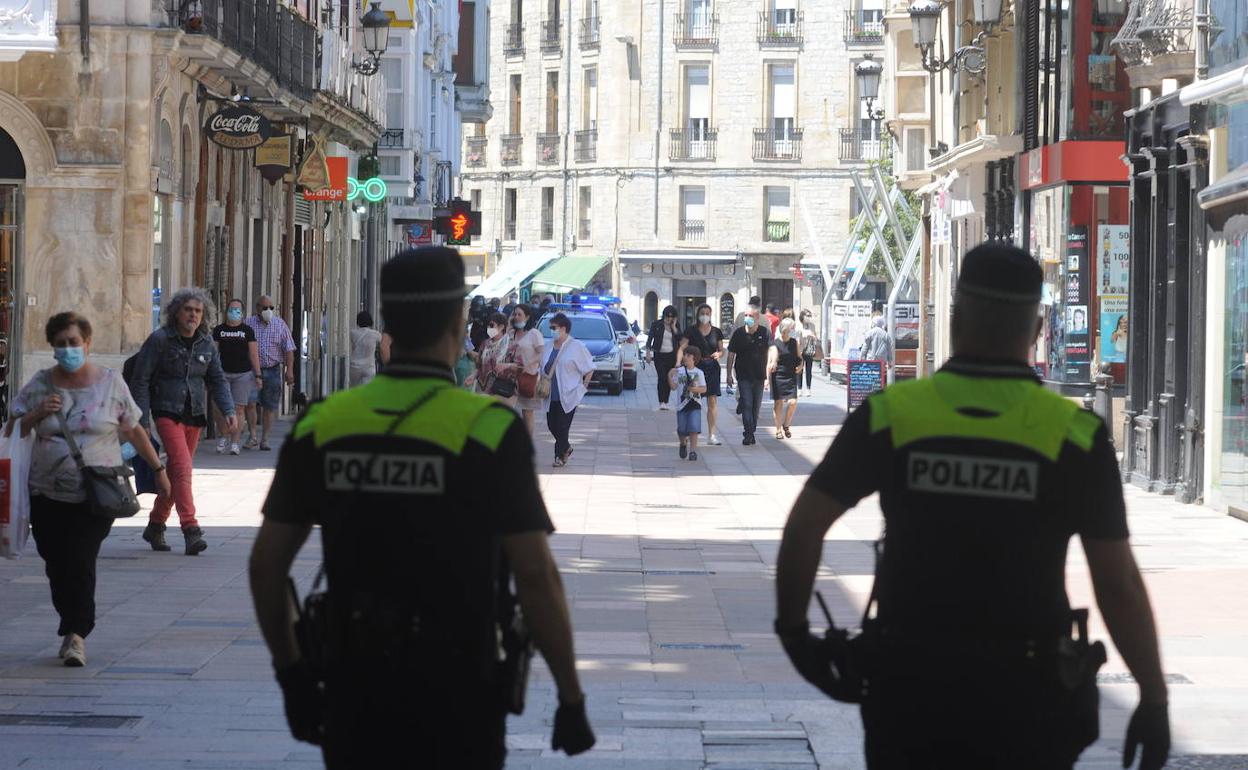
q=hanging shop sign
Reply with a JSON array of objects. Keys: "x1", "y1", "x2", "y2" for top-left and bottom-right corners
[
  {"x1": 302, "y1": 156, "x2": 349, "y2": 202},
  {"x1": 204, "y1": 105, "x2": 272, "y2": 150},
  {"x1": 434, "y1": 198, "x2": 483, "y2": 246},
  {"x1": 348, "y1": 176, "x2": 388, "y2": 203},
  {"x1": 406, "y1": 222, "x2": 433, "y2": 246},
  {"x1": 254, "y1": 134, "x2": 293, "y2": 184}
]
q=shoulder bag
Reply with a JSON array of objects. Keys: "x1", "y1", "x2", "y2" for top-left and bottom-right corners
[
  {"x1": 55, "y1": 411, "x2": 141, "y2": 519},
  {"x1": 536, "y1": 343, "x2": 564, "y2": 400},
  {"x1": 515, "y1": 332, "x2": 540, "y2": 399},
  {"x1": 490, "y1": 340, "x2": 518, "y2": 399}
]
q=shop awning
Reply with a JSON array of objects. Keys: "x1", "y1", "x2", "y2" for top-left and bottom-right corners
[
  {"x1": 528, "y1": 255, "x2": 610, "y2": 294},
  {"x1": 618, "y1": 250, "x2": 740, "y2": 263},
  {"x1": 468, "y1": 251, "x2": 559, "y2": 299}
]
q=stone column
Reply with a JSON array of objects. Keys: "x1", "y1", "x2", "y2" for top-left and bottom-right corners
[{"x1": 120, "y1": 28, "x2": 154, "y2": 350}]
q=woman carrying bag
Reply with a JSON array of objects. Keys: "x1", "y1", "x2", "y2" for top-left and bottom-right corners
[
  {"x1": 542, "y1": 313, "x2": 595, "y2": 467},
  {"x1": 10, "y1": 312, "x2": 169, "y2": 667},
  {"x1": 799, "y1": 309, "x2": 820, "y2": 397}
]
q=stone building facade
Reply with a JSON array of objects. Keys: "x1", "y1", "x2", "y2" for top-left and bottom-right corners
[
  {"x1": 461, "y1": 0, "x2": 887, "y2": 330},
  {"x1": 0, "y1": 1, "x2": 384, "y2": 415}
]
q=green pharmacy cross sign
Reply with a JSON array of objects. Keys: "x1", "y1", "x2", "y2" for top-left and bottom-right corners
[{"x1": 347, "y1": 176, "x2": 387, "y2": 203}]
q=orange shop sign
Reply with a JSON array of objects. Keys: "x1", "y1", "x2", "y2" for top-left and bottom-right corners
[{"x1": 302, "y1": 157, "x2": 349, "y2": 201}]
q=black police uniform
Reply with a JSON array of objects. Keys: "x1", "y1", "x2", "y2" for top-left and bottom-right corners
[
  {"x1": 263, "y1": 360, "x2": 553, "y2": 769},
  {"x1": 806, "y1": 355, "x2": 1128, "y2": 770}
]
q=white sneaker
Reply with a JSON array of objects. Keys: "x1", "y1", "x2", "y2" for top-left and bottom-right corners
[
  {"x1": 215, "y1": 438, "x2": 228, "y2": 454},
  {"x1": 229, "y1": 443, "x2": 241, "y2": 455},
  {"x1": 58, "y1": 635, "x2": 71, "y2": 659},
  {"x1": 707, "y1": 434, "x2": 722, "y2": 446},
  {"x1": 62, "y1": 634, "x2": 85, "y2": 667},
  {"x1": 659, "y1": 403, "x2": 670, "y2": 411}
]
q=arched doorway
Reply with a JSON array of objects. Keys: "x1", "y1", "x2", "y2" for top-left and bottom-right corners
[
  {"x1": 643, "y1": 291, "x2": 659, "y2": 329},
  {"x1": 0, "y1": 126, "x2": 26, "y2": 422}
]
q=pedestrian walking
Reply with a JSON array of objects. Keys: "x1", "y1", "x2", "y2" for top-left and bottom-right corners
[
  {"x1": 799, "y1": 310, "x2": 820, "y2": 397},
  {"x1": 647, "y1": 306, "x2": 681, "y2": 410},
  {"x1": 727, "y1": 306, "x2": 771, "y2": 446},
  {"x1": 249, "y1": 246, "x2": 594, "y2": 768},
  {"x1": 348, "y1": 311, "x2": 383, "y2": 387},
  {"x1": 130, "y1": 288, "x2": 236, "y2": 556},
  {"x1": 542, "y1": 313, "x2": 595, "y2": 468},
  {"x1": 472, "y1": 312, "x2": 512, "y2": 397},
  {"x1": 678, "y1": 303, "x2": 726, "y2": 445},
  {"x1": 244, "y1": 295, "x2": 296, "y2": 451},
  {"x1": 211, "y1": 299, "x2": 261, "y2": 455},
  {"x1": 10, "y1": 312, "x2": 169, "y2": 667},
  {"x1": 862, "y1": 315, "x2": 894, "y2": 368},
  {"x1": 768, "y1": 318, "x2": 802, "y2": 440},
  {"x1": 775, "y1": 243, "x2": 1170, "y2": 770},
  {"x1": 496, "y1": 303, "x2": 545, "y2": 433},
  {"x1": 727, "y1": 296, "x2": 763, "y2": 397},
  {"x1": 765, "y1": 305, "x2": 781, "y2": 335},
  {"x1": 669, "y1": 346, "x2": 707, "y2": 461}
]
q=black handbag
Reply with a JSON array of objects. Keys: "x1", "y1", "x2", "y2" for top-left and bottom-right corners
[
  {"x1": 490, "y1": 376, "x2": 517, "y2": 399},
  {"x1": 56, "y1": 412, "x2": 141, "y2": 518}
]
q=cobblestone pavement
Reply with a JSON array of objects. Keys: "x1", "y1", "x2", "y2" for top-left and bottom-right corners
[{"x1": 1, "y1": 367, "x2": 1247, "y2": 769}]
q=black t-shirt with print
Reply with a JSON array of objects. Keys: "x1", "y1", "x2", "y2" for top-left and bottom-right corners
[{"x1": 212, "y1": 323, "x2": 257, "y2": 374}]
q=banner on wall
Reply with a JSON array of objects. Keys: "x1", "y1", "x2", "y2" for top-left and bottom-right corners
[
  {"x1": 1100, "y1": 295, "x2": 1128, "y2": 364},
  {"x1": 829, "y1": 300, "x2": 875, "y2": 376},
  {"x1": 1064, "y1": 227, "x2": 1091, "y2": 381},
  {"x1": 1097, "y1": 224, "x2": 1130, "y2": 296}
]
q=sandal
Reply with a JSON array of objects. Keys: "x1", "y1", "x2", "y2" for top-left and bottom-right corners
[
  {"x1": 553, "y1": 456, "x2": 566, "y2": 468},
  {"x1": 775, "y1": 430, "x2": 785, "y2": 440},
  {"x1": 783, "y1": 426, "x2": 792, "y2": 438}
]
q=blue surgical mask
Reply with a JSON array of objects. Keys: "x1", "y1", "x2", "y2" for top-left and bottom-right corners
[
  {"x1": 227, "y1": 308, "x2": 243, "y2": 322},
  {"x1": 54, "y1": 346, "x2": 86, "y2": 373},
  {"x1": 743, "y1": 316, "x2": 756, "y2": 328}
]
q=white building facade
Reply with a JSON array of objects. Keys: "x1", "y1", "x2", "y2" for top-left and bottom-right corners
[{"x1": 462, "y1": 0, "x2": 887, "y2": 331}]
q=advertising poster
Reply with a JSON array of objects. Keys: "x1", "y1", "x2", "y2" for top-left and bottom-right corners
[
  {"x1": 848, "y1": 360, "x2": 885, "y2": 410},
  {"x1": 1064, "y1": 227, "x2": 1091, "y2": 381},
  {"x1": 1097, "y1": 224, "x2": 1130, "y2": 296},
  {"x1": 829, "y1": 300, "x2": 874, "y2": 376},
  {"x1": 891, "y1": 303, "x2": 920, "y2": 349},
  {"x1": 1100, "y1": 295, "x2": 1128, "y2": 364}
]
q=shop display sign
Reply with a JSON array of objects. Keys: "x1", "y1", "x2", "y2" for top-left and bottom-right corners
[
  {"x1": 254, "y1": 134, "x2": 293, "y2": 184},
  {"x1": 302, "y1": 156, "x2": 349, "y2": 202},
  {"x1": 848, "y1": 360, "x2": 885, "y2": 410},
  {"x1": 405, "y1": 222, "x2": 433, "y2": 246},
  {"x1": 1100, "y1": 295, "x2": 1128, "y2": 364},
  {"x1": 204, "y1": 105, "x2": 272, "y2": 150},
  {"x1": 891, "y1": 303, "x2": 920, "y2": 349},
  {"x1": 829, "y1": 300, "x2": 874, "y2": 375},
  {"x1": 1063, "y1": 227, "x2": 1091, "y2": 381},
  {"x1": 1097, "y1": 224, "x2": 1130, "y2": 295}
]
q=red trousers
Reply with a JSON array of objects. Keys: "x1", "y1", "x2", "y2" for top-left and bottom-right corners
[{"x1": 149, "y1": 417, "x2": 202, "y2": 528}]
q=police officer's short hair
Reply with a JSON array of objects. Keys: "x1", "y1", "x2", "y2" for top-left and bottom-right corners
[{"x1": 380, "y1": 247, "x2": 467, "y2": 350}]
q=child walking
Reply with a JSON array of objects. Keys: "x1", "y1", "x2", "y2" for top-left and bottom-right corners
[{"x1": 670, "y1": 347, "x2": 708, "y2": 461}]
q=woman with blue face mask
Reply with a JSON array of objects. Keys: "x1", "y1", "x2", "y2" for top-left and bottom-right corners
[{"x1": 10, "y1": 312, "x2": 170, "y2": 668}]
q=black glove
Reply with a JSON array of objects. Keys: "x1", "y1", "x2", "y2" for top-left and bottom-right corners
[
  {"x1": 1123, "y1": 702, "x2": 1169, "y2": 770},
  {"x1": 775, "y1": 620, "x2": 840, "y2": 698},
  {"x1": 274, "y1": 660, "x2": 325, "y2": 746},
  {"x1": 551, "y1": 697, "x2": 596, "y2": 756}
]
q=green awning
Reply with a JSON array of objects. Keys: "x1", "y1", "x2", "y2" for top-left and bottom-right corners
[{"x1": 527, "y1": 255, "x2": 610, "y2": 294}]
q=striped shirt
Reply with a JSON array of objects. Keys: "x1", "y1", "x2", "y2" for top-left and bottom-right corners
[{"x1": 246, "y1": 315, "x2": 296, "y2": 368}]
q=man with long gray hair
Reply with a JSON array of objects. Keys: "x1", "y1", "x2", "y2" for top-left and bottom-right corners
[{"x1": 130, "y1": 287, "x2": 236, "y2": 555}]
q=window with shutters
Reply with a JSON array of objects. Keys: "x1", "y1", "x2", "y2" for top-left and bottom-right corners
[
  {"x1": 769, "y1": 62, "x2": 796, "y2": 137},
  {"x1": 582, "y1": 67, "x2": 598, "y2": 130},
  {"x1": 578, "y1": 186, "x2": 592, "y2": 241},
  {"x1": 905, "y1": 127, "x2": 926, "y2": 173},
  {"x1": 764, "y1": 186, "x2": 791, "y2": 242},
  {"x1": 509, "y1": 74, "x2": 522, "y2": 134},
  {"x1": 504, "y1": 188, "x2": 518, "y2": 241},
  {"x1": 680, "y1": 186, "x2": 706, "y2": 242},
  {"x1": 541, "y1": 187, "x2": 555, "y2": 240},
  {"x1": 684, "y1": 64, "x2": 711, "y2": 142}
]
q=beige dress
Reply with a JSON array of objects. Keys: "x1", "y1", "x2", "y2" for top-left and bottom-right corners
[{"x1": 507, "y1": 328, "x2": 546, "y2": 411}]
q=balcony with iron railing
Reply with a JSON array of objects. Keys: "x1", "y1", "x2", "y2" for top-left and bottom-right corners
[
  {"x1": 170, "y1": 0, "x2": 317, "y2": 100},
  {"x1": 504, "y1": 22, "x2": 525, "y2": 56},
  {"x1": 574, "y1": 129, "x2": 598, "y2": 162},
  {"x1": 1111, "y1": 0, "x2": 1195, "y2": 84},
  {"x1": 669, "y1": 128, "x2": 718, "y2": 161},
  {"x1": 844, "y1": 9, "x2": 885, "y2": 43},
  {"x1": 765, "y1": 221, "x2": 791, "y2": 242},
  {"x1": 753, "y1": 128, "x2": 804, "y2": 161},
  {"x1": 680, "y1": 219, "x2": 707, "y2": 242},
  {"x1": 541, "y1": 19, "x2": 562, "y2": 54},
  {"x1": 674, "y1": 13, "x2": 719, "y2": 48},
  {"x1": 579, "y1": 17, "x2": 600, "y2": 49},
  {"x1": 838, "y1": 127, "x2": 887, "y2": 162},
  {"x1": 501, "y1": 134, "x2": 523, "y2": 166},
  {"x1": 318, "y1": 22, "x2": 386, "y2": 126},
  {"x1": 758, "y1": 11, "x2": 803, "y2": 46},
  {"x1": 465, "y1": 136, "x2": 488, "y2": 168},
  {"x1": 537, "y1": 132, "x2": 561, "y2": 165},
  {"x1": 379, "y1": 128, "x2": 405, "y2": 148}
]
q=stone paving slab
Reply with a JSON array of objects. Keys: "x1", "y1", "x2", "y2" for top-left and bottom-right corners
[{"x1": 1, "y1": 368, "x2": 1247, "y2": 768}]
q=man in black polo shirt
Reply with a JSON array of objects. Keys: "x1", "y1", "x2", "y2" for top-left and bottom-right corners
[{"x1": 728, "y1": 304, "x2": 771, "y2": 445}]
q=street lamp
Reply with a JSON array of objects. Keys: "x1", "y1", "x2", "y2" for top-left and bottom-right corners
[
  {"x1": 855, "y1": 54, "x2": 886, "y2": 121},
  {"x1": 970, "y1": 0, "x2": 1002, "y2": 27},
  {"x1": 908, "y1": 0, "x2": 989, "y2": 75},
  {"x1": 352, "y1": 2, "x2": 391, "y2": 76},
  {"x1": 908, "y1": 0, "x2": 941, "y2": 49}
]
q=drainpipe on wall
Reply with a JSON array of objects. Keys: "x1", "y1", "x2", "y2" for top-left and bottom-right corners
[
  {"x1": 654, "y1": 0, "x2": 664, "y2": 238},
  {"x1": 1194, "y1": 0, "x2": 1210, "y2": 80},
  {"x1": 80, "y1": 0, "x2": 90, "y2": 65},
  {"x1": 561, "y1": 0, "x2": 573, "y2": 258}
]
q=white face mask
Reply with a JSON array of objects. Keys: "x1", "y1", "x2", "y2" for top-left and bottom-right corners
[
  {"x1": 486, "y1": 326, "x2": 500, "y2": 339},
  {"x1": 698, "y1": 314, "x2": 712, "y2": 324},
  {"x1": 260, "y1": 309, "x2": 274, "y2": 322}
]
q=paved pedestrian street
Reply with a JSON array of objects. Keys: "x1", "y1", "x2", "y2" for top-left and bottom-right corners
[{"x1": 2, "y1": 369, "x2": 1248, "y2": 769}]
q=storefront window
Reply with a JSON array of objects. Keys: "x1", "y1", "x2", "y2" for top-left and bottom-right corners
[{"x1": 1220, "y1": 234, "x2": 1248, "y2": 507}]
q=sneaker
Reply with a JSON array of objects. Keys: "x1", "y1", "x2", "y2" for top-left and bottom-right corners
[
  {"x1": 688, "y1": 451, "x2": 698, "y2": 461},
  {"x1": 229, "y1": 443, "x2": 241, "y2": 455},
  {"x1": 679, "y1": 444, "x2": 688, "y2": 459},
  {"x1": 58, "y1": 635, "x2": 72, "y2": 660},
  {"x1": 743, "y1": 436, "x2": 751, "y2": 446},
  {"x1": 62, "y1": 634, "x2": 85, "y2": 667},
  {"x1": 553, "y1": 456, "x2": 566, "y2": 468},
  {"x1": 659, "y1": 403, "x2": 670, "y2": 411},
  {"x1": 215, "y1": 438, "x2": 228, "y2": 454},
  {"x1": 707, "y1": 434, "x2": 722, "y2": 446}
]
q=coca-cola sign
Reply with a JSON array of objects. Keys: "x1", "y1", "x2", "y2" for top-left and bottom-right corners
[{"x1": 204, "y1": 105, "x2": 272, "y2": 150}]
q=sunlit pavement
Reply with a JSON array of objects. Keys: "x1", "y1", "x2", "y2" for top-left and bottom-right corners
[{"x1": 1, "y1": 368, "x2": 1247, "y2": 769}]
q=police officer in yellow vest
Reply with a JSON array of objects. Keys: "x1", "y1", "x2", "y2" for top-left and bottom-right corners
[
  {"x1": 775, "y1": 243, "x2": 1170, "y2": 770},
  {"x1": 249, "y1": 247, "x2": 595, "y2": 768}
]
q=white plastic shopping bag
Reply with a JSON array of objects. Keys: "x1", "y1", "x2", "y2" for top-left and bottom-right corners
[{"x1": 0, "y1": 423, "x2": 35, "y2": 559}]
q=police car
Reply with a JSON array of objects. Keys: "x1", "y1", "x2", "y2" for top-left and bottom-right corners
[
  {"x1": 537, "y1": 301, "x2": 625, "y2": 396},
  {"x1": 603, "y1": 307, "x2": 641, "y2": 391}
]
